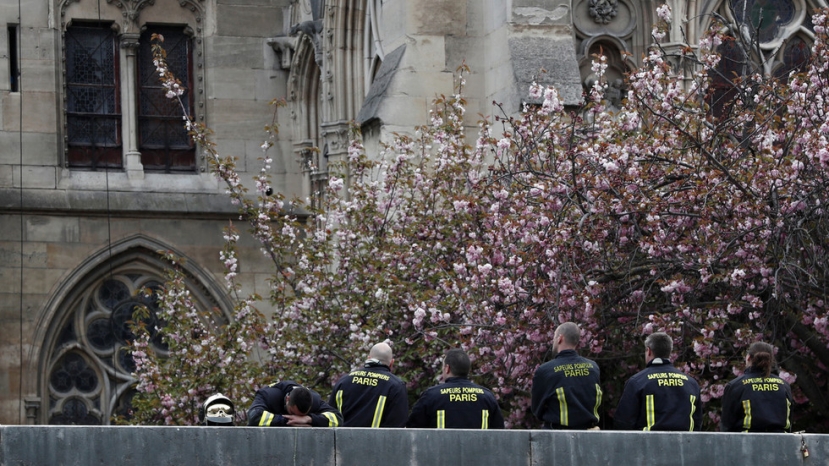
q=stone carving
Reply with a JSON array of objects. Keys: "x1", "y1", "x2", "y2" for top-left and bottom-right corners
[
  {"x1": 588, "y1": 0, "x2": 618, "y2": 24},
  {"x1": 290, "y1": 19, "x2": 325, "y2": 67}
]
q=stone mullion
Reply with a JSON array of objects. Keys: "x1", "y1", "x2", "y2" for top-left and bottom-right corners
[{"x1": 120, "y1": 33, "x2": 144, "y2": 180}]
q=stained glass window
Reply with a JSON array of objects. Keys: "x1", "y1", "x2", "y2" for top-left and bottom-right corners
[
  {"x1": 65, "y1": 24, "x2": 122, "y2": 169},
  {"x1": 138, "y1": 27, "x2": 195, "y2": 172},
  {"x1": 730, "y1": 0, "x2": 796, "y2": 44},
  {"x1": 47, "y1": 275, "x2": 167, "y2": 425},
  {"x1": 774, "y1": 36, "x2": 810, "y2": 79}
]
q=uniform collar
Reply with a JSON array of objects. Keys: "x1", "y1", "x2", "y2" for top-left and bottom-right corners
[
  {"x1": 364, "y1": 361, "x2": 391, "y2": 370},
  {"x1": 647, "y1": 357, "x2": 672, "y2": 366},
  {"x1": 554, "y1": 349, "x2": 578, "y2": 358}
]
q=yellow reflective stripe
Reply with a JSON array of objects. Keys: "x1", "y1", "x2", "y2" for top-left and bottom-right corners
[
  {"x1": 335, "y1": 389, "x2": 343, "y2": 413},
  {"x1": 644, "y1": 395, "x2": 655, "y2": 431},
  {"x1": 556, "y1": 387, "x2": 569, "y2": 426},
  {"x1": 371, "y1": 395, "x2": 387, "y2": 428},
  {"x1": 437, "y1": 410, "x2": 445, "y2": 429},
  {"x1": 481, "y1": 410, "x2": 489, "y2": 429},
  {"x1": 259, "y1": 411, "x2": 275, "y2": 426},
  {"x1": 594, "y1": 384, "x2": 603, "y2": 421},
  {"x1": 785, "y1": 399, "x2": 791, "y2": 431},
  {"x1": 323, "y1": 411, "x2": 339, "y2": 427},
  {"x1": 741, "y1": 399, "x2": 752, "y2": 432},
  {"x1": 688, "y1": 395, "x2": 697, "y2": 431}
]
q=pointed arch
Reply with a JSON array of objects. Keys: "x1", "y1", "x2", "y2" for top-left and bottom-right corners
[
  {"x1": 26, "y1": 234, "x2": 232, "y2": 424},
  {"x1": 289, "y1": 33, "x2": 323, "y2": 147}
]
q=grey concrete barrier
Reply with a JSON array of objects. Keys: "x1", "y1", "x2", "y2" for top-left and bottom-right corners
[{"x1": 0, "y1": 426, "x2": 826, "y2": 466}]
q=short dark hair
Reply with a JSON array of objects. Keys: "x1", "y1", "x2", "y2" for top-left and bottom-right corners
[
  {"x1": 286, "y1": 386, "x2": 313, "y2": 414},
  {"x1": 645, "y1": 332, "x2": 672, "y2": 359},
  {"x1": 556, "y1": 322, "x2": 581, "y2": 346},
  {"x1": 444, "y1": 348, "x2": 471, "y2": 378}
]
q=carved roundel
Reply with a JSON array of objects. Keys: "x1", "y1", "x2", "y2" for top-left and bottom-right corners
[{"x1": 574, "y1": 0, "x2": 637, "y2": 38}]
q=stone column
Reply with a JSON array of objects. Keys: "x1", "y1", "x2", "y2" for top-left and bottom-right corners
[
  {"x1": 120, "y1": 33, "x2": 144, "y2": 181},
  {"x1": 24, "y1": 397, "x2": 40, "y2": 425}
]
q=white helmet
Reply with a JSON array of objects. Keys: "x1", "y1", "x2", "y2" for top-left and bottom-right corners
[{"x1": 199, "y1": 393, "x2": 235, "y2": 426}]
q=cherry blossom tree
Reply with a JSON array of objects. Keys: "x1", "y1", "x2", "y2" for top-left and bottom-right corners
[{"x1": 127, "y1": 10, "x2": 829, "y2": 431}]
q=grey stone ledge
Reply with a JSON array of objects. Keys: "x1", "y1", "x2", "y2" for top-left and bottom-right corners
[{"x1": 0, "y1": 426, "x2": 826, "y2": 466}]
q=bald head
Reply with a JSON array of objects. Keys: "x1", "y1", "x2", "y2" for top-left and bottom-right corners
[
  {"x1": 368, "y1": 342, "x2": 394, "y2": 366},
  {"x1": 553, "y1": 322, "x2": 581, "y2": 354}
]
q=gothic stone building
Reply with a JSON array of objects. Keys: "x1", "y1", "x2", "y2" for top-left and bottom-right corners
[{"x1": 0, "y1": 0, "x2": 818, "y2": 424}]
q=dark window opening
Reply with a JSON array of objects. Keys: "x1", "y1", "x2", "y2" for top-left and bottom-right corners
[
  {"x1": 707, "y1": 37, "x2": 747, "y2": 119},
  {"x1": 774, "y1": 36, "x2": 811, "y2": 79},
  {"x1": 65, "y1": 24, "x2": 122, "y2": 170},
  {"x1": 8, "y1": 25, "x2": 19, "y2": 92},
  {"x1": 138, "y1": 26, "x2": 195, "y2": 173}
]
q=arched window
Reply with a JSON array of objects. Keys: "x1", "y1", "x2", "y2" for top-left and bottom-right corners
[
  {"x1": 38, "y1": 239, "x2": 230, "y2": 425},
  {"x1": 46, "y1": 273, "x2": 168, "y2": 424}
]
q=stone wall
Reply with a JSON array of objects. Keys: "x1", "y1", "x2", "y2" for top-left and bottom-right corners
[{"x1": 0, "y1": 426, "x2": 825, "y2": 466}]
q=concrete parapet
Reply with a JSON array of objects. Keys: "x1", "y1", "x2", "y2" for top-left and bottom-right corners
[{"x1": 0, "y1": 426, "x2": 825, "y2": 466}]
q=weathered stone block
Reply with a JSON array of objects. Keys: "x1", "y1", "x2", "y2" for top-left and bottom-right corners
[
  {"x1": 46, "y1": 242, "x2": 97, "y2": 270},
  {"x1": 21, "y1": 267, "x2": 65, "y2": 294},
  {"x1": 25, "y1": 216, "x2": 80, "y2": 243},
  {"x1": 512, "y1": 0, "x2": 572, "y2": 26},
  {"x1": 216, "y1": 5, "x2": 282, "y2": 37},
  {"x1": 19, "y1": 59, "x2": 56, "y2": 92},
  {"x1": 208, "y1": 99, "x2": 276, "y2": 140},
  {"x1": 509, "y1": 36, "x2": 583, "y2": 107},
  {"x1": 2, "y1": 91, "x2": 57, "y2": 133},
  {"x1": 19, "y1": 166, "x2": 56, "y2": 189},
  {"x1": 410, "y1": 0, "x2": 467, "y2": 36},
  {"x1": 0, "y1": 214, "x2": 22, "y2": 242},
  {"x1": 20, "y1": 132, "x2": 59, "y2": 166},
  {"x1": 206, "y1": 36, "x2": 269, "y2": 69},
  {"x1": 208, "y1": 67, "x2": 257, "y2": 100}
]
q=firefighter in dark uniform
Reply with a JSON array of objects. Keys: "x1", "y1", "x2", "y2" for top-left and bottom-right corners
[
  {"x1": 614, "y1": 332, "x2": 702, "y2": 431},
  {"x1": 407, "y1": 348, "x2": 504, "y2": 429},
  {"x1": 247, "y1": 380, "x2": 342, "y2": 427},
  {"x1": 532, "y1": 322, "x2": 602, "y2": 429},
  {"x1": 329, "y1": 342, "x2": 408, "y2": 427},
  {"x1": 721, "y1": 341, "x2": 793, "y2": 432}
]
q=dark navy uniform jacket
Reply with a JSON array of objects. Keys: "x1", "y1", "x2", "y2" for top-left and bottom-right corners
[
  {"x1": 614, "y1": 358, "x2": 702, "y2": 431},
  {"x1": 328, "y1": 362, "x2": 408, "y2": 427},
  {"x1": 720, "y1": 367, "x2": 793, "y2": 432},
  {"x1": 406, "y1": 377, "x2": 505, "y2": 429},
  {"x1": 247, "y1": 380, "x2": 343, "y2": 427},
  {"x1": 531, "y1": 349, "x2": 602, "y2": 429}
]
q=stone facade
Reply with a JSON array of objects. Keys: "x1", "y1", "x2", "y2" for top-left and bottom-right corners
[{"x1": 0, "y1": 0, "x2": 817, "y2": 424}]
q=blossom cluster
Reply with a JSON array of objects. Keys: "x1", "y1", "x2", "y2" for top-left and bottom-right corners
[{"x1": 128, "y1": 11, "x2": 829, "y2": 430}]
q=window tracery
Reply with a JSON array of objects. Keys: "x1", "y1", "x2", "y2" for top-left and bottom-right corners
[{"x1": 46, "y1": 274, "x2": 167, "y2": 425}]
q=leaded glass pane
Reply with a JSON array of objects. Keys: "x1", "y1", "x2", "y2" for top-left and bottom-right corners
[
  {"x1": 65, "y1": 24, "x2": 121, "y2": 169},
  {"x1": 88, "y1": 318, "x2": 116, "y2": 350},
  {"x1": 137, "y1": 26, "x2": 195, "y2": 172},
  {"x1": 49, "y1": 398, "x2": 100, "y2": 425},
  {"x1": 111, "y1": 301, "x2": 152, "y2": 343},
  {"x1": 50, "y1": 353, "x2": 98, "y2": 394},
  {"x1": 65, "y1": 27, "x2": 115, "y2": 84},
  {"x1": 98, "y1": 279, "x2": 130, "y2": 309},
  {"x1": 775, "y1": 36, "x2": 810, "y2": 78},
  {"x1": 730, "y1": 0, "x2": 796, "y2": 43},
  {"x1": 118, "y1": 347, "x2": 137, "y2": 373}
]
